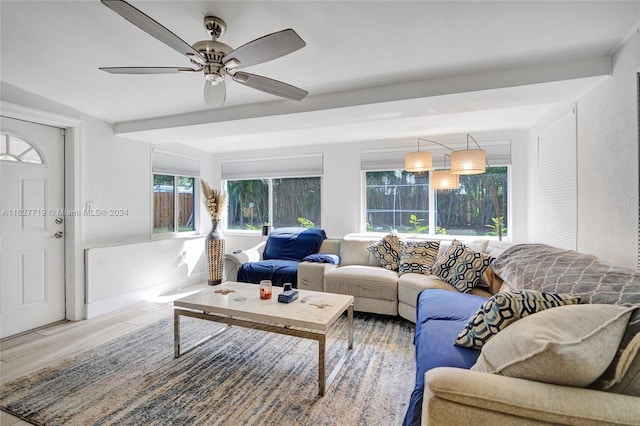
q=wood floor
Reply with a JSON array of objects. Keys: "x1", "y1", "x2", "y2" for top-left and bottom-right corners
[{"x1": 0, "y1": 283, "x2": 209, "y2": 425}]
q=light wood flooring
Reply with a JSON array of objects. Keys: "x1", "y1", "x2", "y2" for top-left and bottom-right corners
[{"x1": 0, "y1": 283, "x2": 209, "y2": 425}]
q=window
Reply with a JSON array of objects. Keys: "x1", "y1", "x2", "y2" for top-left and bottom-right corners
[
  {"x1": 0, "y1": 133, "x2": 44, "y2": 164},
  {"x1": 364, "y1": 167, "x2": 508, "y2": 237},
  {"x1": 153, "y1": 175, "x2": 195, "y2": 234},
  {"x1": 226, "y1": 177, "x2": 322, "y2": 230},
  {"x1": 365, "y1": 171, "x2": 430, "y2": 233},
  {"x1": 151, "y1": 148, "x2": 200, "y2": 236},
  {"x1": 435, "y1": 167, "x2": 508, "y2": 237},
  {"x1": 227, "y1": 179, "x2": 269, "y2": 230}
]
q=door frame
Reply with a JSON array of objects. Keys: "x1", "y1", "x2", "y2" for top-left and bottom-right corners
[{"x1": 1, "y1": 101, "x2": 84, "y2": 321}]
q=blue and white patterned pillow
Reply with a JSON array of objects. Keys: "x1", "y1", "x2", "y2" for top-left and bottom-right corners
[
  {"x1": 367, "y1": 231, "x2": 403, "y2": 271},
  {"x1": 398, "y1": 240, "x2": 440, "y2": 275},
  {"x1": 431, "y1": 240, "x2": 494, "y2": 292},
  {"x1": 454, "y1": 289, "x2": 581, "y2": 349}
]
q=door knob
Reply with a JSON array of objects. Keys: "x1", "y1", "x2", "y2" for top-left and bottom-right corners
[{"x1": 54, "y1": 231, "x2": 64, "y2": 239}]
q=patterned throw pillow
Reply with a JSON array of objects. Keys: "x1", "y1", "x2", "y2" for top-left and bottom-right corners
[
  {"x1": 398, "y1": 240, "x2": 440, "y2": 275},
  {"x1": 367, "y1": 232, "x2": 403, "y2": 271},
  {"x1": 455, "y1": 289, "x2": 582, "y2": 349},
  {"x1": 471, "y1": 304, "x2": 633, "y2": 387},
  {"x1": 431, "y1": 240, "x2": 494, "y2": 292}
]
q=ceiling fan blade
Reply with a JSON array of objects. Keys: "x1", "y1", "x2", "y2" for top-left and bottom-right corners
[
  {"x1": 100, "y1": 67, "x2": 198, "y2": 74},
  {"x1": 223, "y1": 29, "x2": 305, "y2": 69},
  {"x1": 204, "y1": 80, "x2": 226, "y2": 107},
  {"x1": 232, "y1": 71, "x2": 308, "y2": 101},
  {"x1": 101, "y1": 0, "x2": 206, "y2": 64}
]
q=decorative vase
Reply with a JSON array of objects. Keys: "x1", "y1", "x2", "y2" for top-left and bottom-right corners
[{"x1": 206, "y1": 219, "x2": 224, "y2": 285}]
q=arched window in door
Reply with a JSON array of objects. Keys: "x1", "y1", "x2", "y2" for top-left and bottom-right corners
[{"x1": 0, "y1": 132, "x2": 45, "y2": 164}]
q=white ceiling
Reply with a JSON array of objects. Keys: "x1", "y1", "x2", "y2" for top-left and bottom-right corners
[{"x1": 2, "y1": 1, "x2": 639, "y2": 153}]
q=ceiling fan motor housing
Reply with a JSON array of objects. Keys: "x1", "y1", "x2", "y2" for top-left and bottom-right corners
[{"x1": 192, "y1": 39, "x2": 232, "y2": 81}]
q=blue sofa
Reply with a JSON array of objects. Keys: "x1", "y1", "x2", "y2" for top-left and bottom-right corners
[
  {"x1": 402, "y1": 289, "x2": 487, "y2": 426},
  {"x1": 236, "y1": 227, "x2": 327, "y2": 287}
]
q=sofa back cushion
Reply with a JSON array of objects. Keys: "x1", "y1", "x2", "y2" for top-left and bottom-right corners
[
  {"x1": 263, "y1": 227, "x2": 327, "y2": 261},
  {"x1": 317, "y1": 239, "x2": 341, "y2": 256},
  {"x1": 491, "y1": 244, "x2": 640, "y2": 305}
]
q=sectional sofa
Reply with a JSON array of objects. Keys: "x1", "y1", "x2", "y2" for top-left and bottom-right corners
[
  {"x1": 224, "y1": 232, "x2": 511, "y2": 322},
  {"x1": 224, "y1": 232, "x2": 640, "y2": 425}
]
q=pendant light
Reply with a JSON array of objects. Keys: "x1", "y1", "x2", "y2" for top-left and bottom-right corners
[
  {"x1": 431, "y1": 154, "x2": 460, "y2": 190},
  {"x1": 451, "y1": 134, "x2": 486, "y2": 175},
  {"x1": 405, "y1": 139, "x2": 432, "y2": 172}
]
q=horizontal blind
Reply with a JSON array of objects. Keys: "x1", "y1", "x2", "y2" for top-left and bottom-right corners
[
  {"x1": 152, "y1": 148, "x2": 201, "y2": 177},
  {"x1": 361, "y1": 139, "x2": 511, "y2": 171},
  {"x1": 535, "y1": 109, "x2": 577, "y2": 250},
  {"x1": 221, "y1": 153, "x2": 323, "y2": 180}
]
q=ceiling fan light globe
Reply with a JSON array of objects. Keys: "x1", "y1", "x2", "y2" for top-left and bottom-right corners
[{"x1": 204, "y1": 80, "x2": 226, "y2": 107}]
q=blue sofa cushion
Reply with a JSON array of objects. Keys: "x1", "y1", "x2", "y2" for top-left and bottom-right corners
[
  {"x1": 403, "y1": 289, "x2": 488, "y2": 426},
  {"x1": 302, "y1": 253, "x2": 340, "y2": 264},
  {"x1": 237, "y1": 259, "x2": 300, "y2": 287},
  {"x1": 263, "y1": 227, "x2": 327, "y2": 261}
]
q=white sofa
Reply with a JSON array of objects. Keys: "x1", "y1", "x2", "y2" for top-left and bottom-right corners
[{"x1": 225, "y1": 233, "x2": 512, "y2": 322}]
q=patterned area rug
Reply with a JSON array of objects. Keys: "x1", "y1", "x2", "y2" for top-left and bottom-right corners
[{"x1": 1, "y1": 312, "x2": 415, "y2": 425}]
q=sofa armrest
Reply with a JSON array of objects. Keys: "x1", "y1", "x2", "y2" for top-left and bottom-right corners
[
  {"x1": 223, "y1": 241, "x2": 266, "y2": 282},
  {"x1": 298, "y1": 262, "x2": 337, "y2": 292},
  {"x1": 423, "y1": 367, "x2": 640, "y2": 426}
]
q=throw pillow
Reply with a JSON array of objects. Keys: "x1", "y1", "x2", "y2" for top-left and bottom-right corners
[
  {"x1": 431, "y1": 239, "x2": 494, "y2": 293},
  {"x1": 471, "y1": 304, "x2": 634, "y2": 387},
  {"x1": 367, "y1": 231, "x2": 403, "y2": 271},
  {"x1": 398, "y1": 240, "x2": 440, "y2": 275},
  {"x1": 455, "y1": 290, "x2": 581, "y2": 349}
]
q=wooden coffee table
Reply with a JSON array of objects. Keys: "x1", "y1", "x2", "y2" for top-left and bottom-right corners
[{"x1": 173, "y1": 281, "x2": 354, "y2": 395}]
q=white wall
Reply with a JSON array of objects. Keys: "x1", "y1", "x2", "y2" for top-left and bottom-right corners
[
  {"x1": 214, "y1": 129, "x2": 531, "y2": 251},
  {"x1": 1, "y1": 82, "x2": 216, "y2": 318},
  {"x1": 528, "y1": 30, "x2": 640, "y2": 270},
  {"x1": 577, "y1": 29, "x2": 639, "y2": 269}
]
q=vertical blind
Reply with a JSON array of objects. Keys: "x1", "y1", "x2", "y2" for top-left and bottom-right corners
[{"x1": 535, "y1": 109, "x2": 577, "y2": 250}]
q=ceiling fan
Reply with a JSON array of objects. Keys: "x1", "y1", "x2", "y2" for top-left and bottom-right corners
[{"x1": 99, "y1": 0, "x2": 309, "y2": 107}]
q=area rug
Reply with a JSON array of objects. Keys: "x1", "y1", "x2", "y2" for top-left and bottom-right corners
[{"x1": 0, "y1": 312, "x2": 415, "y2": 425}]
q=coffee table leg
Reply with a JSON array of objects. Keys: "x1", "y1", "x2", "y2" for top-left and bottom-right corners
[
  {"x1": 174, "y1": 309, "x2": 181, "y2": 358},
  {"x1": 348, "y1": 304, "x2": 354, "y2": 349},
  {"x1": 318, "y1": 303, "x2": 355, "y2": 396},
  {"x1": 318, "y1": 335, "x2": 326, "y2": 395}
]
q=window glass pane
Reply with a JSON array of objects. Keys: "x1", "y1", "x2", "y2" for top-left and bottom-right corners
[
  {"x1": 273, "y1": 177, "x2": 321, "y2": 228},
  {"x1": 153, "y1": 174, "x2": 175, "y2": 234},
  {"x1": 436, "y1": 166, "x2": 508, "y2": 237},
  {"x1": 226, "y1": 179, "x2": 269, "y2": 230},
  {"x1": 177, "y1": 177, "x2": 194, "y2": 232},
  {"x1": 365, "y1": 171, "x2": 430, "y2": 233},
  {"x1": 0, "y1": 134, "x2": 43, "y2": 164}
]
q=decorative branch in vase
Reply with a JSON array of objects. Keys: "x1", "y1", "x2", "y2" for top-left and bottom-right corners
[
  {"x1": 201, "y1": 180, "x2": 226, "y2": 227},
  {"x1": 201, "y1": 180, "x2": 226, "y2": 285}
]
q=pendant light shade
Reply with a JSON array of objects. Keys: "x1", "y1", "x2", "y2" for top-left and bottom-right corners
[
  {"x1": 431, "y1": 169, "x2": 460, "y2": 190},
  {"x1": 405, "y1": 145, "x2": 432, "y2": 172},
  {"x1": 451, "y1": 148, "x2": 486, "y2": 175},
  {"x1": 405, "y1": 151, "x2": 432, "y2": 172}
]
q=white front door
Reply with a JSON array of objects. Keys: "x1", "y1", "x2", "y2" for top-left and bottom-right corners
[{"x1": 0, "y1": 116, "x2": 66, "y2": 338}]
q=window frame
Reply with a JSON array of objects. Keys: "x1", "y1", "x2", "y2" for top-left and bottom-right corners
[
  {"x1": 362, "y1": 166, "x2": 511, "y2": 239},
  {"x1": 151, "y1": 173, "x2": 199, "y2": 238},
  {"x1": 223, "y1": 175, "x2": 323, "y2": 234}
]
